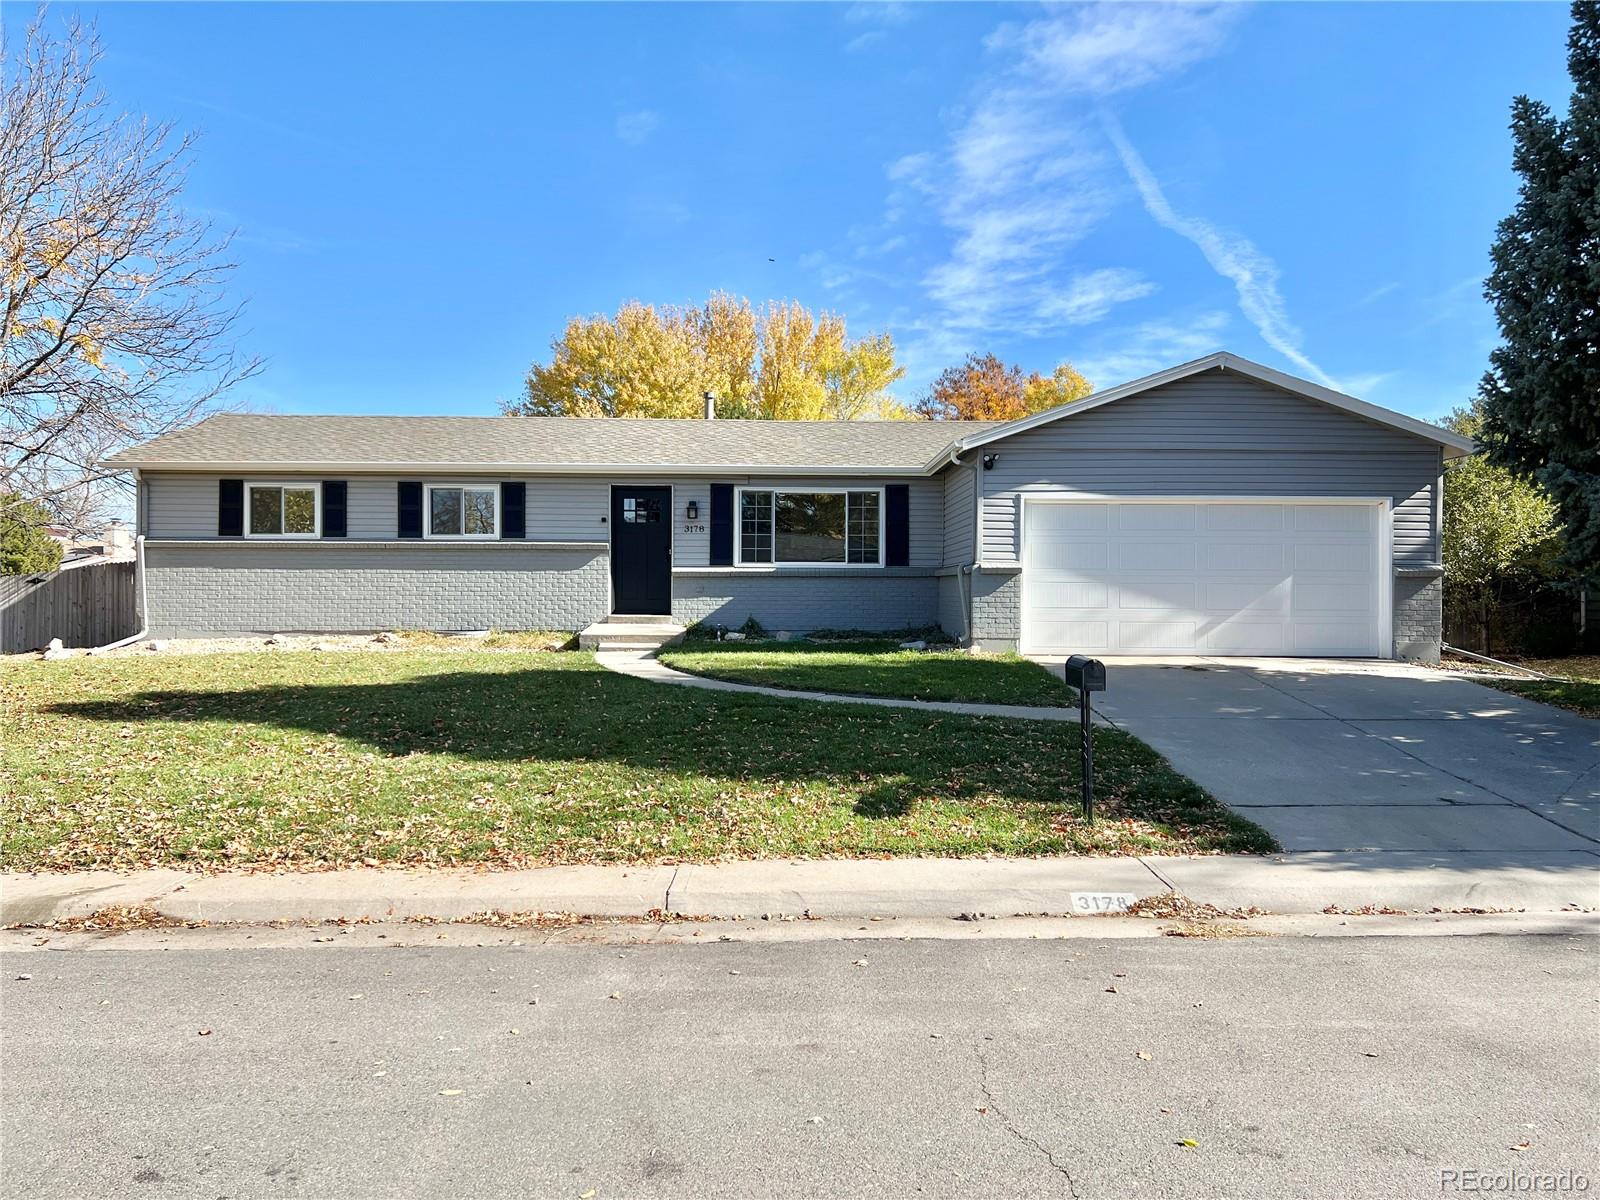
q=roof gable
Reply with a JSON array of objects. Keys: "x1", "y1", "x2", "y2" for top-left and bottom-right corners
[{"x1": 948, "y1": 352, "x2": 1476, "y2": 461}]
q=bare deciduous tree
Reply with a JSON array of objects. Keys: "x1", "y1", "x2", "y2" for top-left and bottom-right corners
[{"x1": 1, "y1": 12, "x2": 259, "y2": 534}]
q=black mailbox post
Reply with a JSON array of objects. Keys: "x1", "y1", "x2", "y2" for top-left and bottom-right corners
[{"x1": 1063, "y1": 655, "x2": 1107, "y2": 822}]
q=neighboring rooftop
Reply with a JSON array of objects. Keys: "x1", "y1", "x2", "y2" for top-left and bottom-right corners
[{"x1": 101, "y1": 413, "x2": 1003, "y2": 475}]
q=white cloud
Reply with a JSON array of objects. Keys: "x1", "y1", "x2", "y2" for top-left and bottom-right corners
[
  {"x1": 843, "y1": 2, "x2": 910, "y2": 51},
  {"x1": 857, "y1": 3, "x2": 1241, "y2": 347},
  {"x1": 1075, "y1": 311, "x2": 1232, "y2": 387},
  {"x1": 1102, "y1": 111, "x2": 1337, "y2": 388},
  {"x1": 615, "y1": 110, "x2": 660, "y2": 145},
  {"x1": 986, "y1": 3, "x2": 1240, "y2": 96}
]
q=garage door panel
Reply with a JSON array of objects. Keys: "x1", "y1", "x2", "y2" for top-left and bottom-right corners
[
  {"x1": 1207, "y1": 542, "x2": 1286, "y2": 571},
  {"x1": 1118, "y1": 581, "x2": 1198, "y2": 610},
  {"x1": 1116, "y1": 542, "x2": 1196, "y2": 571},
  {"x1": 1027, "y1": 539, "x2": 1110, "y2": 570},
  {"x1": 1204, "y1": 580, "x2": 1291, "y2": 613},
  {"x1": 1206, "y1": 620, "x2": 1288, "y2": 652},
  {"x1": 1034, "y1": 582, "x2": 1109, "y2": 608},
  {"x1": 1115, "y1": 504, "x2": 1196, "y2": 531},
  {"x1": 1023, "y1": 500, "x2": 1383, "y2": 658},
  {"x1": 1029, "y1": 619, "x2": 1110, "y2": 650},
  {"x1": 1293, "y1": 623, "x2": 1374, "y2": 654},
  {"x1": 1295, "y1": 542, "x2": 1369, "y2": 572},
  {"x1": 1032, "y1": 503, "x2": 1109, "y2": 533},
  {"x1": 1120, "y1": 620, "x2": 1200, "y2": 651},
  {"x1": 1204, "y1": 504, "x2": 1285, "y2": 532},
  {"x1": 1295, "y1": 581, "x2": 1374, "y2": 613},
  {"x1": 1293, "y1": 505, "x2": 1371, "y2": 533}
]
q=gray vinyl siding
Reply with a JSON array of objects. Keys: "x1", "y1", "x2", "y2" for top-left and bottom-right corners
[
  {"x1": 978, "y1": 373, "x2": 1444, "y2": 567},
  {"x1": 142, "y1": 472, "x2": 941, "y2": 565},
  {"x1": 142, "y1": 472, "x2": 609, "y2": 542},
  {"x1": 941, "y1": 462, "x2": 977, "y2": 567}
]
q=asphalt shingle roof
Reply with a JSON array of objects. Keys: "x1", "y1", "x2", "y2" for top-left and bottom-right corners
[{"x1": 102, "y1": 413, "x2": 1002, "y2": 474}]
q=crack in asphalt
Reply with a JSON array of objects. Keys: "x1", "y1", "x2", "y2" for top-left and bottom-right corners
[{"x1": 974, "y1": 1041, "x2": 1078, "y2": 1197}]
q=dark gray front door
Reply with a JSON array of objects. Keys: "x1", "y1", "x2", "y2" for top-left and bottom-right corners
[{"x1": 610, "y1": 486, "x2": 672, "y2": 614}]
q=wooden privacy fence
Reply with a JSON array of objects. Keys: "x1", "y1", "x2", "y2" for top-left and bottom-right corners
[{"x1": 0, "y1": 560, "x2": 137, "y2": 653}]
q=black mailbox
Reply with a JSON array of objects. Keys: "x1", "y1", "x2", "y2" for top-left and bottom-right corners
[{"x1": 1064, "y1": 654, "x2": 1106, "y2": 693}]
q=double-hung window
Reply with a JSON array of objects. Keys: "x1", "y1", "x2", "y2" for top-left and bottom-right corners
[
  {"x1": 737, "y1": 488, "x2": 881, "y2": 566},
  {"x1": 246, "y1": 483, "x2": 319, "y2": 537},
  {"x1": 426, "y1": 483, "x2": 498, "y2": 539}
]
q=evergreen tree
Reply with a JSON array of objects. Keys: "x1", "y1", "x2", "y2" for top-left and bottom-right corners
[
  {"x1": 1478, "y1": 2, "x2": 1600, "y2": 577},
  {"x1": 0, "y1": 495, "x2": 64, "y2": 576}
]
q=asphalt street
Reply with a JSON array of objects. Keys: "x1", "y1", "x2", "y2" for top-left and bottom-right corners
[{"x1": 3, "y1": 927, "x2": 1597, "y2": 1199}]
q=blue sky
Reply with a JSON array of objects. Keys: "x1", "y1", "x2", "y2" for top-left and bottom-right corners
[{"x1": 36, "y1": 1, "x2": 1574, "y2": 423}]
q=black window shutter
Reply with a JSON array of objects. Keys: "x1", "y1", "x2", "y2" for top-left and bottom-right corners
[
  {"x1": 885, "y1": 484, "x2": 910, "y2": 567},
  {"x1": 501, "y1": 482, "x2": 526, "y2": 539},
  {"x1": 398, "y1": 481, "x2": 423, "y2": 539},
  {"x1": 322, "y1": 481, "x2": 347, "y2": 537},
  {"x1": 709, "y1": 484, "x2": 734, "y2": 566},
  {"x1": 218, "y1": 479, "x2": 244, "y2": 537}
]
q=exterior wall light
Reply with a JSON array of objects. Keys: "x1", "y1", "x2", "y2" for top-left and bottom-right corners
[
  {"x1": 685, "y1": 500, "x2": 699, "y2": 520},
  {"x1": 982, "y1": 454, "x2": 999, "y2": 470}
]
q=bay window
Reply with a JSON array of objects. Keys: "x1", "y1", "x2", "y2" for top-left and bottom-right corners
[{"x1": 737, "y1": 488, "x2": 881, "y2": 565}]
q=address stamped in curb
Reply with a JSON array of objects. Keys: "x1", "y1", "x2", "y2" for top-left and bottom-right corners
[{"x1": 1070, "y1": 892, "x2": 1140, "y2": 914}]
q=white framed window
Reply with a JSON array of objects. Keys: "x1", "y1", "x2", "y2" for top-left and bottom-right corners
[
  {"x1": 425, "y1": 483, "x2": 499, "y2": 539},
  {"x1": 245, "y1": 483, "x2": 320, "y2": 538},
  {"x1": 735, "y1": 487, "x2": 883, "y2": 566}
]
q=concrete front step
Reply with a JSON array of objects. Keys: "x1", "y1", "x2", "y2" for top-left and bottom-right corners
[
  {"x1": 579, "y1": 621, "x2": 686, "y2": 651},
  {"x1": 607, "y1": 613, "x2": 679, "y2": 626}
]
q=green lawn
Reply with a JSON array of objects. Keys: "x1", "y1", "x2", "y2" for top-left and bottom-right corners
[
  {"x1": 0, "y1": 650, "x2": 1272, "y2": 870},
  {"x1": 658, "y1": 638, "x2": 1073, "y2": 707},
  {"x1": 1473, "y1": 655, "x2": 1600, "y2": 719}
]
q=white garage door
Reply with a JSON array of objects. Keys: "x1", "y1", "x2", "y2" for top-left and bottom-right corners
[{"x1": 1021, "y1": 500, "x2": 1386, "y2": 658}]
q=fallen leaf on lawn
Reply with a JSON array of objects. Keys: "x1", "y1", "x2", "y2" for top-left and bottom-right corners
[
  {"x1": 1159, "y1": 1108, "x2": 1172, "y2": 1115},
  {"x1": 510, "y1": 1028, "x2": 521, "y2": 1035},
  {"x1": 348, "y1": 994, "x2": 363, "y2": 1000},
  {"x1": 197, "y1": 1029, "x2": 212, "y2": 1036},
  {"x1": 608, "y1": 992, "x2": 621, "y2": 1000},
  {"x1": 1510, "y1": 1142, "x2": 1531, "y2": 1152},
  {"x1": 1136, "y1": 1051, "x2": 1153, "y2": 1061},
  {"x1": 581, "y1": 1190, "x2": 596, "y2": 1198},
  {"x1": 852, "y1": 959, "x2": 869, "y2": 967},
  {"x1": 1363, "y1": 1051, "x2": 1380, "y2": 1058},
  {"x1": 1105, "y1": 986, "x2": 1118, "y2": 994},
  {"x1": 439, "y1": 1089, "x2": 464, "y2": 1096},
  {"x1": 1178, "y1": 1138, "x2": 1199, "y2": 1149},
  {"x1": 1113, "y1": 972, "x2": 1127, "y2": 978}
]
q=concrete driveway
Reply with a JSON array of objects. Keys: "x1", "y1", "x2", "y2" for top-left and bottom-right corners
[{"x1": 1039, "y1": 656, "x2": 1600, "y2": 854}]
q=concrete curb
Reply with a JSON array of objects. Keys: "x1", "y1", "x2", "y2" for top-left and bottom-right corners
[{"x1": 4, "y1": 852, "x2": 1595, "y2": 926}]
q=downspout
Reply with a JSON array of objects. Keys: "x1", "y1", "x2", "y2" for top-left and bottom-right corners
[
  {"x1": 90, "y1": 469, "x2": 148, "y2": 652},
  {"x1": 91, "y1": 534, "x2": 148, "y2": 652}
]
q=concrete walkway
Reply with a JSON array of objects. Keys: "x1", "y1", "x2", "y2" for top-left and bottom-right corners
[
  {"x1": 597, "y1": 649, "x2": 1085, "y2": 722},
  {"x1": 1031, "y1": 656, "x2": 1600, "y2": 855},
  {"x1": 4, "y1": 852, "x2": 1595, "y2": 926}
]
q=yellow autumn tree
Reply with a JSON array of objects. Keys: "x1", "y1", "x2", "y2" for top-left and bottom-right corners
[{"x1": 511, "y1": 293, "x2": 907, "y2": 419}]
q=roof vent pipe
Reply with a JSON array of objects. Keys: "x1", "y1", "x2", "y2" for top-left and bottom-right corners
[{"x1": 703, "y1": 391, "x2": 716, "y2": 420}]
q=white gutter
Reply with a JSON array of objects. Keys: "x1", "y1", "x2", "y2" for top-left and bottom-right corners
[{"x1": 99, "y1": 460, "x2": 937, "y2": 477}]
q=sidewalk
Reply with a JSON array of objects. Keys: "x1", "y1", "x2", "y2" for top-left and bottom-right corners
[{"x1": 4, "y1": 851, "x2": 1595, "y2": 926}]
